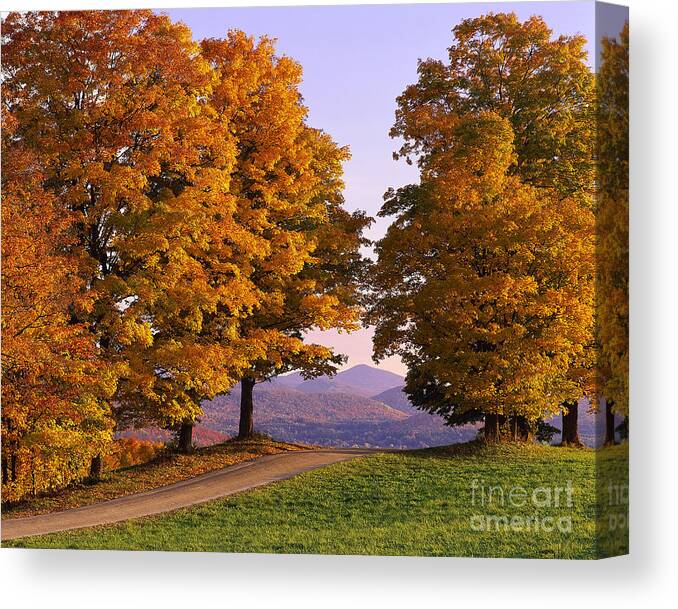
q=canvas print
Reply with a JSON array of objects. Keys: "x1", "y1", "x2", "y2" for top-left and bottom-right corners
[{"x1": 1, "y1": 1, "x2": 628, "y2": 559}]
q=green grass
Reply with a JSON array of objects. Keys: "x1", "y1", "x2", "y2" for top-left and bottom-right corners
[{"x1": 5, "y1": 442, "x2": 628, "y2": 559}]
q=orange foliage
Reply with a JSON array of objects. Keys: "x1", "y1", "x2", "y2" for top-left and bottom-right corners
[
  {"x1": 200, "y1": 33, "x2": 370, "y2": 433},
  {"x1": 1, "y1": 112, "x2": 116, "y2": 502},
  {"x1": 104, "y1": 438, "x2": 163, "y2": 472},
  {"x1": 370, "y1": 13, "x2": 596, "y2": 432},
  {"x1": 596, "y1": 23, "x2": 629, "y2": 416},
  {"x1": 2, "y1": 11, "x2": 365, "y2": 495}
]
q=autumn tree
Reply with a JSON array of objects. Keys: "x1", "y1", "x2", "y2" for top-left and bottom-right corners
[
  {"x1": 1, "y1": 111, "x2": 117, "y2": 501},
  {"x1": 2, "y1": 12, "x2": 265, "y2": 459},
  {"x1": 596, "y1": 22, "x2": 629, "y2": 444},
  {"x1": 369, "y1": 111, "x2": 594, "y2": 441},
  {"x1": 233, "y1": 130, "x2": 370, "y2": 439},
  {"x1": 104, "y1": 32, "x2": 277, "y2": 454},
  {"x1": 393, "y1": 12, "x2": 594, "y2": 199},
  {"x1": 373, "y1": 13, "x2": 596, "y2": 441},
  {"x1": 3, "y1": 14, "x2": 364, "y2": 468},
  {"x1": 201, "y1": 33, "x2": 370, "y2": 438},
  {"x1": 108, "y1": 111, "x2": 265, "y2": 453}
]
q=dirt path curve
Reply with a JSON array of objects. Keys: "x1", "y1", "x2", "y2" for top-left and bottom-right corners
[{"x1": 1, "y1": 448, "x2": 376, "y2": 541}]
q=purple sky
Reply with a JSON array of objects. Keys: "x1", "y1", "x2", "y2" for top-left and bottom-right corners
[{"x1": 163, "y1": 2, "x2": 623, "y2": 376}]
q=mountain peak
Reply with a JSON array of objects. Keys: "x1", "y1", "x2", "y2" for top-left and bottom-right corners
[
  {"x1": 338, "y1": 363, "x2": 403, "y2": 378},
  {"x1": 333, "y1": 364, "x2": 404, "y2": 393},
  {"x1": 270, "y1": 363, "x2": 404, "y2": 397}
]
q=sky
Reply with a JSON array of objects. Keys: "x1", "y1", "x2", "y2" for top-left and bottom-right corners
[{"x1": 164, "y1": 2, "x2": 626, "y2": 376}]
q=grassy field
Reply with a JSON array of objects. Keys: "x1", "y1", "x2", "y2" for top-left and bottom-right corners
[
  {"x1": 2, "y1": 435, "x2": 306, "y2": 519},
  {"x1": 4, "y1": 442, "x2": 628, "y2": 558}
]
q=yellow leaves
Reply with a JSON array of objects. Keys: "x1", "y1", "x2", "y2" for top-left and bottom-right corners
[
  {"x1": 394, "y1": 12, "x2": 594, "y2": 199},
  {"x1": 3, "y1": 11, "x2": 366, "y2": 497},
  {"x1": 298, "y1": 295, "x2": 360, "y2": 332},
  {"x1": 372, "y1": 20, "x2": 597, "y2": 424},
  {"x1": 114, "y1": 48, "x2": 363, "y2": 422},
  {"x1": 118, "y1": 318, "x2": 154, "y2": 348},
  {"x1": 2, "y1": 123, "x2": 116, "y2": 493},
  {"x1": 596, "y1": 22, "x2": 629, "y2": 416}
]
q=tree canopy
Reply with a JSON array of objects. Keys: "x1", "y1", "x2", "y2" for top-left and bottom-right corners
[
  {"x1": 369, "y1": 13, "x2": 598, "y2": 440},
  {"x1": 1, "y1": 11, "x2": 366, "y2": 497},
  {"x1": 596, "y1": 23, "x2": 629, "y2": 418}
]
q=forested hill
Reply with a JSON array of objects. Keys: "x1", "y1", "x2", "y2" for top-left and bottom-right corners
[
  {"x1": 124, "y1": 365, "x2": 610, "y2": 449},
  {"x1": 199, "y1": 380, "x2": 478, "y2": 449}
]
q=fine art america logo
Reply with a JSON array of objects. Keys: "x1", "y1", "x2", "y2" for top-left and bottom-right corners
[{"x1": 470, "y1": 479, "x2": 575, "y2": 534}]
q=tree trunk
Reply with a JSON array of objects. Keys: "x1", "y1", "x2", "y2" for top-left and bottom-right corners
[
  {"x1": 1, "y1": 455, "x2": 8, "y2": 485},
  {"x1": 484, "y1": 413, "x2": 500, "y2": 443},
  {"x1": 89, "y1": 454, "x2": 102, "y2": 480},
  {"x1": 177, "y1": 420, "x2": 194, "y2": 454},
  {"x1": 561, "y1": 400, "x2": 583, "y2": 446},
  {"x1": 604, "y1": 399, "x2": 617, "y2": 446},
  {"x1": 238, "y1": 377, "x2": 256, "y2": 439},
  {"x1": 617, "y1": 416, "x2": 629, "y2": 441},
  {"x1": 516, "y1": 416, "x2": 532, "y2": 442}
]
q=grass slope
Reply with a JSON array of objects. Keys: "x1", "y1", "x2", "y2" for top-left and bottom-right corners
[{"x1": 5, "y1": 443, "x2": 628, "y2": 559}]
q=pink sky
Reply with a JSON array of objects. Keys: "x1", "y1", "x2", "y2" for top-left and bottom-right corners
[{"x1": 305, "y1": 328, "x2": 407, "y2": 377}]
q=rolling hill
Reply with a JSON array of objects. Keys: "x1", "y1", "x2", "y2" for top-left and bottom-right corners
[
  {"x1": 209, "y1": 385, "x2": 408, "y2": 425},
  {"x1": 294, "y1": 377, "x2": 375, "y2": 397},
  {"x1": 195, "y1": 384, "x2": 474, "y2": 448},
  {"x1": 9, "y1": 444, "x2": 628, "y2": 558},
  {"x1": 371, "y1": 385, "x2": 418, "y2": 415},
  {"x1": 327, "y1": 364, "x2": 405, "y2": 394},
  {"x1": 122, "y1": 366, "x2": 473, "y2": 449},
  {"x1": 121, "y1": 365, "x2": 615, "y2": 449},
  {"x1": 192, "y1": 367, "x2": 481, "y2": 448}
]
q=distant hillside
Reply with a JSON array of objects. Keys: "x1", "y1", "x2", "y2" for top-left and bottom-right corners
[
  {"x1": 198, "y1": 384, "x2": 473, "y2": 449},
  {"x1": 331, "y1": 364, "x2": 404, "y2": 394},
  {"x1": 121, "y1": 366, "x2": 617, "y2": 449},
  {"x1": 294, "y1": 377, "x2": 375, "y2": 397},
  {"x1": 371, "y1": 385, "x2": 418, "y2": 415},
  {"x1": 124, "y1": 370, "x2": 473, "y2": 449},
  {"x1": 374, "y1": 387, "x2": 613, "y2": 448},
  {"x1": 214, "y1": 385, "x2": 407, "y2": 425},
  {"x1": 268, "y1": 372, "x2": 305, "y2": 388}
]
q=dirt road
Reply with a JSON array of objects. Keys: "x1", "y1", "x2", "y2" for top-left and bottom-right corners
[{"x1": 1, "y1": 448, "x2": 374, "y2": 541}]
